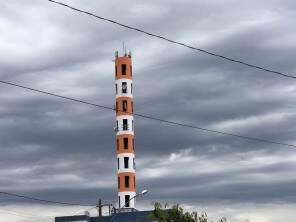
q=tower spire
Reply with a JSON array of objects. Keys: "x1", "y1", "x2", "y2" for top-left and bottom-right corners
[{"x1": 114, "y1": 50, "x2": 136, "y2": 209}]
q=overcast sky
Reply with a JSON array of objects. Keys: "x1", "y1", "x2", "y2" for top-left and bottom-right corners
[{"x1": 1, "y1": 0, "x2": 296, "y2": 221}]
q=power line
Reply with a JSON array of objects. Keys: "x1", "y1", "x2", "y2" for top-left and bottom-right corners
[
  {"x1": 0, "y1": 208, "x2": 54, "y2": 221},
  {"x1": 73, "y1": 200, "x2": 114, "y2": 216},
  {"x1": 0, "y1": 191, "x2": 93, "y2": 207},
  {"x1": 47, "y1": 0, "x2": 296, "y2": 80},
  {"x1": 0, "y1": 79, "x2": 295, "y2": 149}
]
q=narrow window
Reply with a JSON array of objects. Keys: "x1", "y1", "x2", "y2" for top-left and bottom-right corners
[
  {"x1": 124, "y1": 157, "x2": 129, "y2": 168},
  {"x1": 116, "y1": 102, "x2": 118, "y2": 113},
  {"x1": 115, "y1": 84, "x2": 118, "y2": 94},
  {"x1": 130, "y1": 65, "x2": 132, "y2": 76},
  {"x1": 118, "y1": 177, "x2": 120, "y2": 189},
  {"x1": 125, "y1": 176, "x2": 130, "y2": 188},
  {"x1": 117, "y1": 139, "x2": 119, "y2": 150},
  {"x1": 115, "y1": 65, "x2": 118, "y2": 76},
  {"x1": 123, "y1": 119, "x2": 128, "y2": 130},
  {"x1": 134, "y1": 176, "x2": 136, "y2": 188},
  {"x1": 124, "y1": 137, "x2": 128, "y2": 149},
  {"x1": 125, "y1": 195, "x2": 130, "y2": 207},
  {"x1": 122, "y1": 100, "x2": 128, "y2": 112},
  {"x1": 131, "y1": 83, "x2": 133, "y2": 94},
  {"x1": 118, "y1": 196, "x2": 121, "y2": 208},
  {"x1": 131, "y1": 101, "x2": 133, "y2": 113},
  {"x1": 132, "y1": 138, "x2": 135, "y2": 151},
  {"x1": 117, "y1": 158, "x2": 120, "y2": 169},
  {"x1": 122, "y1": 64, "x2": 126, "y2": 75},
  {"x1": 122, "y1": 82, "x2": 127, "y2": 93},
  {"x1": 133, "y1": 158, "x2": 136, "y2": 169},
  {"x1": 116, "y1": 120, "x2": 119, "y2": 131},
  {"x1": 132, "y1": 120, "x2": 134, "y2": 131}
]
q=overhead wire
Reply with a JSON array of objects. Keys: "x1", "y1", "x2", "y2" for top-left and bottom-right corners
[
  {"x1": 0, "y1": 191, "x2": 114, "y2": 217},
  {"x1": 0, "y1": 208, "x2": 54, "y2": 221},
  {"x1": 47, "y1": 0, "x2": 296, "y2": 80},
  {"x1": 0, "y1": 191, "x2": 93, "y2": 207},
  {"x1": 72, "y1": 201, "x2": 114, "y2": 216},
  {"x1": 2, "y1": 1, "x2": 295, "y2": 214},
  {"x1": 0, "y1": 79, "x2": 295, "y2": 149}
]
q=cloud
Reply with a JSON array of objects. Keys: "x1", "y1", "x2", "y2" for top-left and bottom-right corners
[{"x1": 0, "y1": 0, "x2": 296, "y2": 221}]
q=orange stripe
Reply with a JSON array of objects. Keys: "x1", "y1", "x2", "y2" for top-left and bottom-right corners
[
  {"x1": 115, "y1": 97, "x2": 133, "y2": 116},
  {"x1": 118, "y1": 172, "x2": 136, "y2": 192},
  {"x1": 115, "y1": 56, "x2": 132, "y2": 80},
  {"x1": 116, "y1": 134, "x2": 135, "y2": 154}
]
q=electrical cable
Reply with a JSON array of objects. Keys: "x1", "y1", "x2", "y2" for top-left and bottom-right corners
[
  {"x1": 72, "y1": 201, "x2": 113, "y2": 216},
  {"x1": 0, "y1": 191, "x2": 93, "y2": 207},
  {"x1": 0, "y1": 79, "x2": 295, "y2": 149},
  {"x1": 47, "y1": 0, "x2": 296, "y2": 80},
  {"x1": 0, "y1": 208, "x2": 54, "y2": 221},
  {"x1": 0, "y1": 191, "x2": 114, "y2": 217}
]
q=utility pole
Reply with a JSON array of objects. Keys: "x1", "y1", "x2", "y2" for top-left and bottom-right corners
[{"x1": 97, "y1": 199, "x2": 102, "y2": 217}]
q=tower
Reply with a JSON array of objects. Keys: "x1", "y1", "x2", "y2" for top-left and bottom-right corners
[{"x1": 114, "y1": 51, "x2": 136, "y2": 209}]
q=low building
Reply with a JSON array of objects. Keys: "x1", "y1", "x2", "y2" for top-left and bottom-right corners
[{"x1": 55, "y1": 210, "x2": 154, "y2": 222}]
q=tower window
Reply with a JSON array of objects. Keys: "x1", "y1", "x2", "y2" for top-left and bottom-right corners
[
  {"x1": 125, "y1": 176, "x2": 130, "y2": 188},
  {"x1": 122, "y1": 64, "x2": 126, "y2": 75},
  {"x1": 116, "y1": 102, "x2": 118, "y2": 113},
  {"x1": 116, "y1": 120, "x2": 119, "y2": 132},
  {"x1": 125, "y1": 195, "x2": 130, "y2": 207},
  {"x1": 122, "y1": 100, "x2": 128, "y2": 112},
  {"x1": 133, "y1": 158, "x2": 136, "y2": 169},
  {"x1": 131, "y1": 83, "x2": 133, "y2": 94},
  {"x1": 123, "y1": 119, "x2": 128, "y2": 130},
  {"x1": 119, "y1": 196, "x2": 121, "y2": 208},
  {"x1": 124, "y1": 137, "x2": 128, "y2": 149},
  {"x1": 132, "y1": 120, "x2": 134, "y2": 131},
  {"x1": 131, "y1": 101, "x2": 133, "y2": 113},
  {"x1": 115, "y1": 84, "x2": 118, "y2": 94},
  {"x1": 118, "y1": 177, "x2": 120, "y2": 189},
  {"x1": 130, "y1": 65, "x2": 132, "y2": 76},
  {"x1": 134, "y1": 176, "x2": 136, "y2": 188},
  {"x1": 117, "y1": 139, "x2": 119, "y2": 150},
  {"x1": 117, "y1": 158, "x2": 120, "y2": 169},
  {"x1": 122, "y1": 82, "x2": 127, "y2": 93},
  {"x1": 124, "y1": 157, "x2": 129, "y2": 168},
  {"x1": 132, "y1": 138, "x2": 135, "y2": 151},
  {"x1": 115, "y1": 65, "x2": 118, "y2": 76}
]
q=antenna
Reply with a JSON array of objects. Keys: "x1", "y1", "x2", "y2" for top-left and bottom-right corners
[{"x1": 122, "y1": 42, "x2": 127, "y2": 56}]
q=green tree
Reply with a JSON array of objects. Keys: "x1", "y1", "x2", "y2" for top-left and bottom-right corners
[
  {"x1": 150, "y1": 202, "x2": 199, "y2": 222},
  {"x1": 149, "y1": 202, "x2": 224, "y2": 222}
]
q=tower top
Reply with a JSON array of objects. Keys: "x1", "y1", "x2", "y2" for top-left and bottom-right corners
[{"x1": 115, "y1": 50, "x2": 132, "y2": 58}]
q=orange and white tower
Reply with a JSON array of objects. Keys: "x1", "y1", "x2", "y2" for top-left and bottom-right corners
[{"x1": 114, "y1": 51, "x2": 136, "y2": 209}]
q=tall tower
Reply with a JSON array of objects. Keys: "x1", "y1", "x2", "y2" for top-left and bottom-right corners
[{"x1": 114, "y1": 51, "x2": 136, "y2": 209}]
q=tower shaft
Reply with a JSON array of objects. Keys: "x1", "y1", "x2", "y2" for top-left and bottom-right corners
[{"x1": 114, "y1": 51, "x2": 136, "y2": 209}]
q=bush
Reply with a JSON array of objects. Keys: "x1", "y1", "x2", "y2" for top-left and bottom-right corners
[{"x1": 149, "y1": 202, "x2": 209, "y2": 222}]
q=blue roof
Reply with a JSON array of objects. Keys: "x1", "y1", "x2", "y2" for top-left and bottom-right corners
[{"x1": 55, "y1": 210, "x2": 154, "y2": 222}]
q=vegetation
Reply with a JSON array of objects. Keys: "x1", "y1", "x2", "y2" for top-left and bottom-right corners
[{"x1": 149, "y1": 202, "x2": 226, "y2": 222}]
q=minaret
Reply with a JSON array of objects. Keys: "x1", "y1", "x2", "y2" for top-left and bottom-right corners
[{"x1": 114, "y1": 50, "x2": 136, "y2": 209}]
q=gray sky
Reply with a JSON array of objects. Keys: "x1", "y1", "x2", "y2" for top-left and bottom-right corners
[{"x1": 1, "y1": 0, "x2": 296, "y2": 221}]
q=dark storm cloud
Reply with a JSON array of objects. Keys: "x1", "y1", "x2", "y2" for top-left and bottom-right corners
[
  {"x1": 1, "y1": 0, "x2": 296, "y2": 221},
  {"x1": 138, "y1": 156, "x2": 296, "y2": 202}
]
